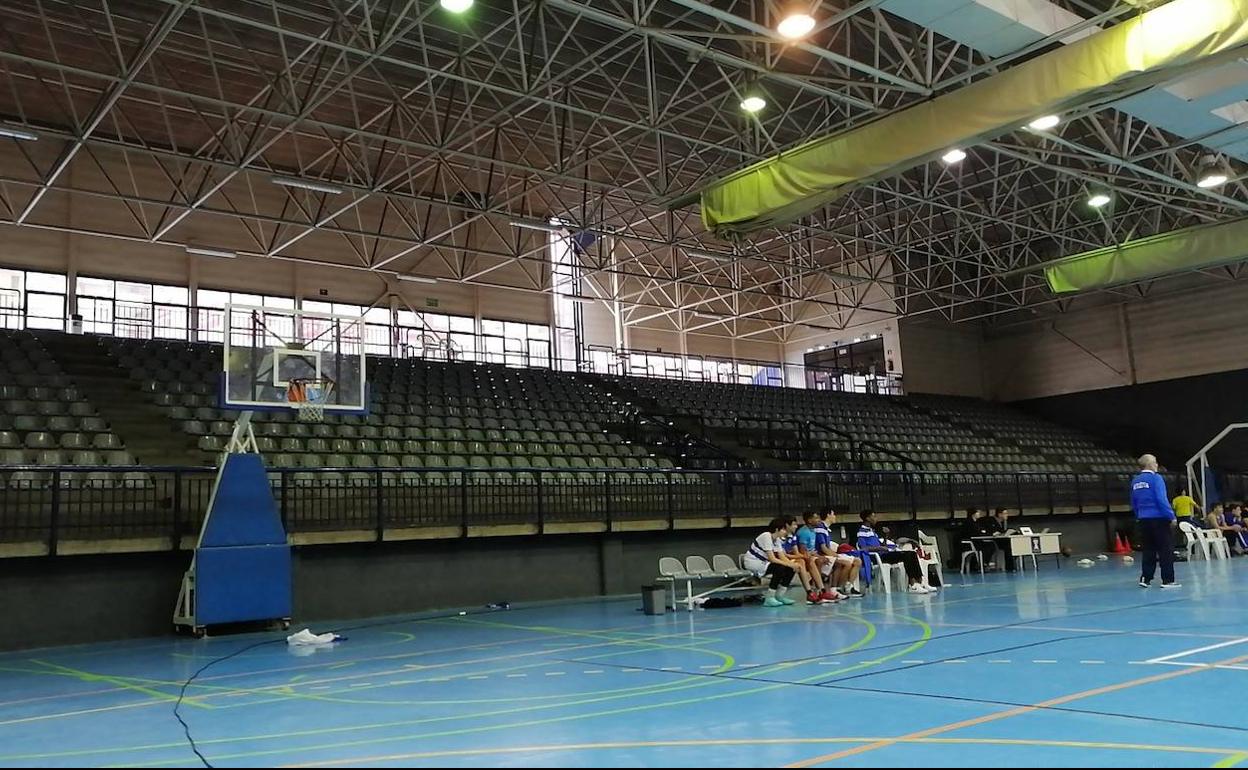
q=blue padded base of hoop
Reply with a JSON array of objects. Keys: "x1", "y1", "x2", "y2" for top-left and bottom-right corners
[{"x1": 194, "y1": 453, "x2": 292, "y2": 626}]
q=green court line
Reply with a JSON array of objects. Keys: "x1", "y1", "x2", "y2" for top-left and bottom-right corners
[
  {"x1": 3, "y1": 617, "x2": 885, "y2": 764},
  {"x1": 24, "y1": 661, "x2": 211, "y2": 709},
  {"x1": 278, "y1": 736, "x2": 1248, "y2": 767},
  {"x1": 3, "y1": 576, "x2": 1135, "y2": 764},
  {"x1": 106, "y1": 616, "x2": 922, "y2": 767},
  {"x1": 0, "y1": 615, "x2": 776, "y2": 719},
  {"x1": 1214, "y1": 752, "x2": 1248, "y2": 768}
]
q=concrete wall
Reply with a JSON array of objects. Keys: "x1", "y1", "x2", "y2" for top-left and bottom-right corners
[
  {"x1": 984, "y1": 280, "x2": 1248, "y2": 402},
  {"x1": 897, "y1": 320, "x2": 985, "y2": 397},
  {"x1": 1018, "y1": 366, "x2": 1248, "y2": 470},
  {"x1": 0, "y1": 515, "x2": 1127, "y2": 651}
]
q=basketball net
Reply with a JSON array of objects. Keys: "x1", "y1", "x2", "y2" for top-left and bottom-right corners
[{"x1": 287, "y1": 377, "x2": 335, "y2": 422}]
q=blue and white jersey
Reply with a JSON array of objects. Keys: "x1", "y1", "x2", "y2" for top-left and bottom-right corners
[
  {"x1": 782, "y1": 533, "x2": 799, "y2": 554},
  {"x1": 745, "y1": 531, "x2": 780, "y2": 563},
  {"x1": 1130, "y1": 470, "x2": 1175, "y2": 520},
  {"x1": 857, "y1": 524, "x2": 883, "y2": 550},
  {"x1": 814, "y1": 521, "x2": 834, "y2": 551}
]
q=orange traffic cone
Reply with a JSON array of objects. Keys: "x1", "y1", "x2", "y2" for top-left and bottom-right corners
[{"x1": 1113, "y1": 533, "x2": 1131, "y2": 554}]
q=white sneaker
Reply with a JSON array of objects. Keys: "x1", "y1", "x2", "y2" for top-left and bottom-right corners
[
  {"x1": 924, "y1": 584, "x2": 939, "y2": 593},
  {"x1": 1160, "y1": 582, "x2": 1183, "y2": 589},
  {"x1": 908, "y1": 584, "x2": 929, "y2": 595}
]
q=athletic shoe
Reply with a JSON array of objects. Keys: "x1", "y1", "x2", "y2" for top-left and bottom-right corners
[
  {"x1": 807, "y1": 591, "x2": 824, "y2": 605},
  {"x1": 1138, "y1": 577, "x2": 1151, "y2": 588},
  {"x1": 907, "y1": 584, "x2": 929, "y2": 595},
  {"x1": 1160, "y1": 582, "x2": 1183, "y2": 589},
  {"x1": 923, "y1": 584, "x2": 939, "y2": 593},
  {"x1": 776, "y1": 594, "x2": 796, "y2": 605},
  {"x1": 820, "y1": 589, "x2": 842, "y2": 602},
  {"x1": 843, "y1": 586, "x2": 864, "y2": 598},
  {"x1": 762, "y1": 596, "x2": 784, "y2": 607}
]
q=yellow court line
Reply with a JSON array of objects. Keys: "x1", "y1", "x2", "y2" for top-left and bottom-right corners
[
  {"x1": 0, "y1": 617, "x2": 882, "y2": 764},
  {"x1": 1214, "y1": 751, "x2": 1248, "y2": 768},
  {"x1": 104, "y1": 617, "x2": 919, "y2": 768},
  {"x1": 0, "y1": 615, "x2": 767, "y2": 719},
  {"x1": 784, "y1": 651, "x2": 1248, "y2": 767},
  {"x1": 278, "y1": 736, "x2": 1248, "y2": 767},
  {"x1": 0, "y1": 574, "x2": 1134, "y2": 762}
]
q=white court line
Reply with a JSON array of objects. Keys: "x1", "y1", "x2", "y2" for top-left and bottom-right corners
[
  {"x1": 1146, "y1": 636, "x2": 1248, "y2": 664},
  {"x1": 1149, "y1": 660, "x2": 1248, "y2": 672}
]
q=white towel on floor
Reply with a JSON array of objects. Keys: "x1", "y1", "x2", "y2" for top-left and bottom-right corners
[{"x1": 286, "y1": 628, "x2": 339, "y2": 646}]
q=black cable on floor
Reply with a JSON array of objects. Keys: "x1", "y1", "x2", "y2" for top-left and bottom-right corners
[{"x1": 170, "y1": 597, "x2": 625, "y2": 768}]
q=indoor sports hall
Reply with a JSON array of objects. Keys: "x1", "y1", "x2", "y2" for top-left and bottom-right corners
[{"x1": 3, "y1": 0, "x2": 1248, "y2": 767}]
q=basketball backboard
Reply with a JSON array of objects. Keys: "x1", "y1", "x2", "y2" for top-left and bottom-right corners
[{"x1": 221, "y1": 304, "x2": 367, "y2": 415}]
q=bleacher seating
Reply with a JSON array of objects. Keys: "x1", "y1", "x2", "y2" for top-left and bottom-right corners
[
  {"x1": 0, "y1": 332, "x2": 136, "y2": 485},
  {"x1": 101, "y1": 337, "x2": 680, "y2": 482},
  {"x1": 0, "y1": 330, "x2": 1143, "y2": 484},
  {"x1": 609, "y1": 376, "x2": 1093, "y2": 473}
]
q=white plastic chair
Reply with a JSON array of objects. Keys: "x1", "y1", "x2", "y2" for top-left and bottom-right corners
[
  {"x1": 1198, "y1": 527, "x2": 1231, "y2": 560},
  {"x1": 918, "y1": 530, "x2": 944, "y2": 587},
  {"x1": 902, "y1": 543, "x2": 938, "y2": 590},
  {"x1": 1179, "y1": 521, "x2": 1208, "y2": 561},
  {"x1": 713, "y1": 553, "x2": 751, "y2": 578},
  {"x1": 684, "y1": 555, "x2": 715, "y2": 577},
  {"x1": 960, "y1": 540, "x2": 984, "y2": 575},
  {"x1": 868, "y1": 552, "x2": 906, "y2": 593},
  {"x1": 657, "y1": 556, "x2": 692, "y2": 609}
]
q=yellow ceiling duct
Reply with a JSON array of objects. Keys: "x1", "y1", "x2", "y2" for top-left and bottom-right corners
[{"x1": 701, "y1": 0, "x2": 1248, "y2": 238}]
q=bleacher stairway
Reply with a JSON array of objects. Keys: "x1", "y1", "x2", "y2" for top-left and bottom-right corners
[{"x1": 37, "y1": 333, "x2": 203, "y2": 466}]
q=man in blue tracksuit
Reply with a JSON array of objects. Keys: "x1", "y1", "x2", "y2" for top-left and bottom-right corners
[{"x1": 1130, "y1": 453, "x2": 1180, "y2": 589}]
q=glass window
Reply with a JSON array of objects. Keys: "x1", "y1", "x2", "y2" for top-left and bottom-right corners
[
  {"x1": 115, "y1": 281, "x2": 152, "y2": 303},
  {"x1": 26, "y1": 272, "x2": 66, "y2": 293},
  {"x1": 154, "y1": 285, "x2": 188, "y2": 305},
  {"x1": 0, "y1": 269, "x2": 22, "y2": 330},
  {"x1": 197, "y1": 289, "x2": 229, "y2": 308},
  {"x1": 26, "y1": 293, "x2": 64, "y2": 329},
  {"x1": 78, "y1": 277, "x2": 114, "y2": 298}
]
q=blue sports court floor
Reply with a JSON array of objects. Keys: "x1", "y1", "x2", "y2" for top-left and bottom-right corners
[{"x1": 2, "y1": 559, "x2": 1248, "y2": 768}]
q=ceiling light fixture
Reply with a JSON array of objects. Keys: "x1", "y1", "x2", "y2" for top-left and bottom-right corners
[
  {"x1": 185, "y1": 246, "x2": 237, "y2": 259},
  {"x1": 740, "y1": 94, "x2": 767, "y2": 113},
  {"x1": 0, "y1": 125, "x2": 38, "y2": 141},
  {"x1": 1028, "y1": 114, "x2": 1061, "y2": 131},
  {"x1": 396, "y1": 275, "x2": 438, "y2": 284},
  {"x1": 1197, "y1": 172, "x2": 1228, "y2": 188},
  {"x1": 1196, "y1": 154, "x2": 1230, "y2": 189},
  {"x1": 439, "y1": 0, "x2": 473, "y2": 12},
  {"x1": 777, "y1": 12, "x2": 816, "y2": 39},
  {"x1": 1087, "y1": 192, "x2": 1112, "y2": 209},
  {"x1": 941, "y1": 148, "x2": 967, "y2": 165},
  {"x1": 271, "y1": 175, "x2": 344, "y2": 195}
]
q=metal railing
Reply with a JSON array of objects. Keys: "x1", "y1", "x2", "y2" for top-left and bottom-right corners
[{"x1": 0, "y1": 465, "x2": 1181, "y2": 554}]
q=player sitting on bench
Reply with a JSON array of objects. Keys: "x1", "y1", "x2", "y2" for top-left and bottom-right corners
[
  {"x1": 810, "y1": 509, "x2": 864, "y2": 598},
  {"x1": 742, "y1": 517, "x2": 801, "y2": 607}
]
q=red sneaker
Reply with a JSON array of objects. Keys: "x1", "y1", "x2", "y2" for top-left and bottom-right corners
[
  {"x1": 820, "y1": 589, "x2": 841, "y2": 602},
  {"x1": 806, "y1": 591, "x2": 824, "y2": 605}
]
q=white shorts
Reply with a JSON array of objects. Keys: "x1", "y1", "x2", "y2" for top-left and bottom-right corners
[{"x1": 742, "y1": 556, "x2": 769, "y2": 578}]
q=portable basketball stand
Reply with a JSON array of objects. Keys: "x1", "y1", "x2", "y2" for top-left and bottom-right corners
[{"x1": 173, "y1": 411, "x2": 292, "y2": 637}]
